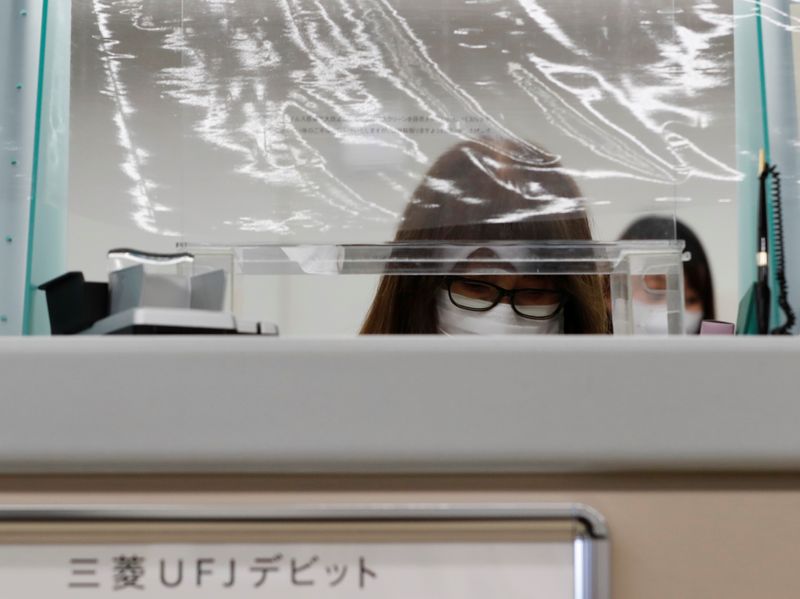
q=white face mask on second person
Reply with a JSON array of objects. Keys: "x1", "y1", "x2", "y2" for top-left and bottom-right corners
[
  {"x1": 437, "y1": 291, "x2": 564, "y2": 335},
  {"x1": 632, "y1": 300, "x2": 703, "y2": 335}
]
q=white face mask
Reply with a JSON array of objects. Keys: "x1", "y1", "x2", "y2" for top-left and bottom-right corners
[
  {"x1": 632, "y1": 300, "x2": 704, "y2": 335},
  {"x1": 437, "y1": 291, "x2": 563, "y2": 335}
]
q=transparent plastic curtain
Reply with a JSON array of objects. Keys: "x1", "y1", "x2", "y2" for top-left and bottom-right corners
[
  {"x1": 64, "y1": 1, "x2": 741, "y2": 249},
  {"x1": 16, "y1": 0, "x2": 741, "y2": 336}
]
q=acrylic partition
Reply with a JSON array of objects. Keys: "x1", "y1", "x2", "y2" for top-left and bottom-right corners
[
  {"x1": 0, "y1": 2, "x2": 48, "y2": 336},
  {"x1": 735, "y1": 0, "x2": 799, "y2": 334},
  {"x1": 24, "y1": 0, "x2": 70, "y2": 336},
  {"x1": 23, "y1": 0, "x2": 747, "y2": 336}
]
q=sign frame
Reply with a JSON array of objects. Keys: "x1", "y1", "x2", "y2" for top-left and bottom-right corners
[{"x1": 0, "y1": 502, "x2": 609, "y2": 599}]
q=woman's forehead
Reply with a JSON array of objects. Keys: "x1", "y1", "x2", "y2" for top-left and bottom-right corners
[
  {"x1": 454, "y1": 259, "x2": 516, "y2": 275},
  {"x1": 450, "y1": 248, "x2": 557, "y2": 286},
  {"x1": 456, "y1": 269, "x2": 557, "y2": 288}
]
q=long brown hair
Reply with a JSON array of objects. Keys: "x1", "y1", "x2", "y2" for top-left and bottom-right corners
[{"x1": 361, "y1": 139, "x2": 609, "y2": 334}]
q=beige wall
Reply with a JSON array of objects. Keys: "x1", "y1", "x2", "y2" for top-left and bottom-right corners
[{"x1": 2, "y1": 473, "x2": 799, "y2": 599}]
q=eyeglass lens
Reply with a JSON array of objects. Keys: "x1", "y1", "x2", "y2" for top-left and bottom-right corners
[{"x1": 448, "y1": 278, "x2": 562, "y2": 318}]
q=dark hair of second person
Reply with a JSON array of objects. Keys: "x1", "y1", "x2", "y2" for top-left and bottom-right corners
[{"x1": 360, "y1": 138, "x2": 609, "y2": 334}]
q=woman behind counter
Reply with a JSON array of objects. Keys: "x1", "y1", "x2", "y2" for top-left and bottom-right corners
[
  {"x1": 619, "y1": 216, "x2": 716, "y2": 335},
  {"x1": 361, "y1": 139, "x2": 609, "y2": 335}
]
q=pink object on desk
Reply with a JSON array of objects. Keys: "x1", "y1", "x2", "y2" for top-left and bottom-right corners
[{"x1": 699, "y1": 320, "x2": 735, "y2": 335}]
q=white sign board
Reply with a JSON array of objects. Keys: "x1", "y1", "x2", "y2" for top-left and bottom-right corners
[
  {"x1": 0, "y1": 504, "x2": 608, "y2": 599},
  {"x1": 0, "y1": 542, "x2": 573, "y2": 598}
]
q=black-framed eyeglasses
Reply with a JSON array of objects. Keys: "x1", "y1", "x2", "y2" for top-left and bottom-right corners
[{"x1": 445, "y1": 276, "x2": 566, "y2": 320}]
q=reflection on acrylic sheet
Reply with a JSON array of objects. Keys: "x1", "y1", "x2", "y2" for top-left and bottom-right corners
[{"x1": 73, "y1": 0, "x2": 738, "y2": 242}]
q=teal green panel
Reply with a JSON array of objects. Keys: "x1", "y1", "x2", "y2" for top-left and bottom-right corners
[
  {"x1": 735, "y1": 0, "x2": 766, "y2": 302},
  {"x1": 23, "y1": 0, "x2": 70, "y2": 335}
]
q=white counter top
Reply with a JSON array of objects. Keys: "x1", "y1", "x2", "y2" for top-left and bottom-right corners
[{"x1": 0, "y1": 336, "x2": 797, "y2": 473}]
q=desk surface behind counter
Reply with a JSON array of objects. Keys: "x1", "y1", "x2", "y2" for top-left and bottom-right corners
[{"x1": 0, "y1": 336, "x2": 797, "y2": 473}]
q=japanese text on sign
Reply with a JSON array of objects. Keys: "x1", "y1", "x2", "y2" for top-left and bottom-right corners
[{"x1": 0, "y1": 542, "x2": 574, "y2": 598}]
